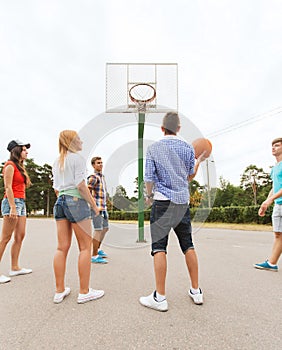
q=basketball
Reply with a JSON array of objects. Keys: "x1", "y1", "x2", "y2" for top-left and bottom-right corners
[{"x1": 192, "y1": 138, "x2": 212, "y2": 159}]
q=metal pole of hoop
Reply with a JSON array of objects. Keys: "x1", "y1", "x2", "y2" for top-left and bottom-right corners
[
  {"x1": 137, "y1": 108, "x2": 145, "y2": 242},
  {"x1": 129, "y1": 83, "x2": 156, "y2": 242}
]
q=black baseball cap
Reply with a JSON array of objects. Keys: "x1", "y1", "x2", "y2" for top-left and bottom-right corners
[{"x1": 7, "y1": 140, "x2": 31, "y2": 152}]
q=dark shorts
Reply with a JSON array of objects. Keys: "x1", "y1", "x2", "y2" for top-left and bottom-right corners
[
  {"x1": 91, "y1": 210, "x2": 109, "y2": 230},
  {"x1": 54, "y1": 195, "x2": 91, "y2": 223},
  {"x1": 150, "y1": 200, "x2": 194, "y2": 256}
]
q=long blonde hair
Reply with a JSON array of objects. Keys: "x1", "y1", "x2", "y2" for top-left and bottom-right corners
[{"x1": 58, "y1": 130, "x2": 79, "y2": 169}]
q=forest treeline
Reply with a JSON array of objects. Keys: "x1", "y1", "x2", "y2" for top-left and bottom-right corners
[{"x1": 0, "y1": 159, "x2": 272, "y2": 224}]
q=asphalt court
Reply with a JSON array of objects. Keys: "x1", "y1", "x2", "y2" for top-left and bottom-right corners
[{"x1": 0, "y1": 219, "x2": 281, "y2": 350}]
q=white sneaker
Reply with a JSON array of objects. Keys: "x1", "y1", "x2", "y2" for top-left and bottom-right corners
[
  {"x1": 53, "y1": 287, "x2": 71, "y2": 304},
  {"x1": 189, "y1": 288, "x2": 203, "y2": 305},
  {"x1": 139, "y1": 291, "x2": 168, "y2": 312},
  {"x1": 0, "y1": 274, "x2": 11, "y2": 284},
  {"x1": 9, "y1": 268, "x2": 32, "y2": 277},
  {"x1": 77, "y1": 288, "x2": 105, "y2": 304}
]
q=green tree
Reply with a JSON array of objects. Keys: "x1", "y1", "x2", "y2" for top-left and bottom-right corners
[
  {"x1": 256, "y1": 166, "x2": 273, "y2": 205},
  {"x1": 214, "y1": 177, "x2": 246, "y2": 207},
  {"x1": 25, "y1": 159, "x2": 56, "y2": 215},
  {"x1": 240, "y1": 165, "x2": 271, "y2": 205},
  {"x1": 38, "y1": 163, "x2": 57, "y2": 216},
  {"x1": 189, "y1": 179, "x2": 204, "y2": 207},
  {"x1": 25, "y1": 158, "x2": 42, "y2": 213},
  {"x1": 200, "y1": 187, "x2": 218, "y2": 208}
]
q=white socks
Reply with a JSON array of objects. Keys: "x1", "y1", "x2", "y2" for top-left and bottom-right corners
[
  {"x1": 154, "y1": 288, "x2": 201, "y2": 301},
  {"x1": 190, "y1": 287, "x2": 200, "y2": 295},
  {"x1": 155, "y1": 291, "x2": 166, "y2": 302}
]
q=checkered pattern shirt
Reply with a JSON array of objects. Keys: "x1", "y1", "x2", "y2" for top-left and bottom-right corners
[
  {"x1": 145, "y1": 136, "x2": 195, "y2": 204},
  {"x1": 87, "y1": 172, "x2": 107, "y2": 210}
]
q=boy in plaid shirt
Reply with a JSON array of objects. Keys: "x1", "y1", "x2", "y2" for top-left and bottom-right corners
[{"x1": 88, "y1": 157, "x2": 109, "y2": 264}]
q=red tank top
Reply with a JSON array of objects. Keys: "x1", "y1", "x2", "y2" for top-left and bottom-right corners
[{"x1": 3, "y1": 161, "x2": 26, "y2": 199}]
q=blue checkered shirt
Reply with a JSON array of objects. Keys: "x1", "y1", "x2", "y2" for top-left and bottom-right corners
[{"x1": 145, "y1": 136, "x2": 195, "y2": 204}]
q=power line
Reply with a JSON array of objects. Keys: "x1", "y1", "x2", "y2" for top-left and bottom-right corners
[{"x1": 207, "y1": 107, "x2": 282, "y2": 138}]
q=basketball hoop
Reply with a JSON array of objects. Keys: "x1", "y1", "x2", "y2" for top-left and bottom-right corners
[
  {"x1": 106, "y1": 63, "x2": 178, "y2": 113},
  {"x1": 105, "y1": 63, "x2": 178, "y2": 243},
  {"x1": 129, "y1": 83, "x2": 156, "y2": 112}
]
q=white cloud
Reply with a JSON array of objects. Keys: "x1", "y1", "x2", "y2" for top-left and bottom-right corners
[{"x1": 0, "y1": 0, "x2": 281, "y2": 194}]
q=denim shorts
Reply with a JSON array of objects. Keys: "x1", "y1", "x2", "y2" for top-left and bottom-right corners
[
  {"x1": 54, "y1": 195, "x2": 91, "y2": 223},
  {"x1": 1, "y1": 198, "x2": 26, "y2": 216},
  {"x1": 272, "y1": 204, "x2": 282, "y2": 233},
  {"x1": 150, "y1": 200, "x2": 194, "y2": 256},
  {"x1": 91, "y1": 210, "x2": 109, "y2": 230}
]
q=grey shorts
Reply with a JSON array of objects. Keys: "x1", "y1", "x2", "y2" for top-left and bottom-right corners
[
  {"x1": 272, "y1": 204, "x2": 282, "y2": 233},
  {"x1": 91, "y1": 210, "x2": 109, "y2": 231}
]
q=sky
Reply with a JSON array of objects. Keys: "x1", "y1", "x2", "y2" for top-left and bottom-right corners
[{"x1": 0, "y1": 0, "x2": 282, "y2": 196}]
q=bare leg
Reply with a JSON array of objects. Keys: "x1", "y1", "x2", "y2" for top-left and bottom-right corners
[
  {"x1": 0, "y1": 216, "x2": 17, "y2": 262},
  {"x1": 269, "y1": 232, "x2": 282, "y2": 265},
  {"x1": 154, "y1": 252, "x2": 167, "y2": 295},
  {"x1": 99, "y1": 228, "x2": 108, "y2": 249},
  {"x1": 10, "y1": 216, "x2": 27, "y2": 270},
  {"x1": 92, "y1": 237, "x2": 100, "y2": 256},
  {"x1": 92, "y1": 227, "x2": 108, "y2": 255},
  {"x1": 185, "y1": 248, "x2": 199, "y2": 289},
  {"x1": 53, "y1": 220, "x2": 72, "y2": 293},
  {"x1": 73, "y1": 219, "x2": 92, "y2": 294}
]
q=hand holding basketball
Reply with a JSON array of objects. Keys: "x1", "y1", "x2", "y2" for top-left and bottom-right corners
[{"x1": 192, "y1": 138, "x2": 212, "y2": 159}]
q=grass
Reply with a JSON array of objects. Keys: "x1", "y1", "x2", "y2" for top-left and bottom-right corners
[
  {"x1": 18, "y1": 217, "x2": 272, "y2": 232},
  {"x1": 109, "y1": 220, "x2": 273, "y2": 231},
  {"x1": 200, "y1": 222, "x2": 272, "y2": 231}
]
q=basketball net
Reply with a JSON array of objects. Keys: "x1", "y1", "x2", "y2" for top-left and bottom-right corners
[{"x1": 129, "y1": 83, "x2": 156, "y2": 113}]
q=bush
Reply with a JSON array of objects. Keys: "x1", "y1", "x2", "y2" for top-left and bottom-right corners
[
  {"x1": 222, "y1": 206, "x2": 245, "y2": 223},
  {"x1": 109, "y1": 210, "x2": 151, "y2": 221},
  {"x1": 109, "y1": 206, "x2": 272, "y2": 225}
]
